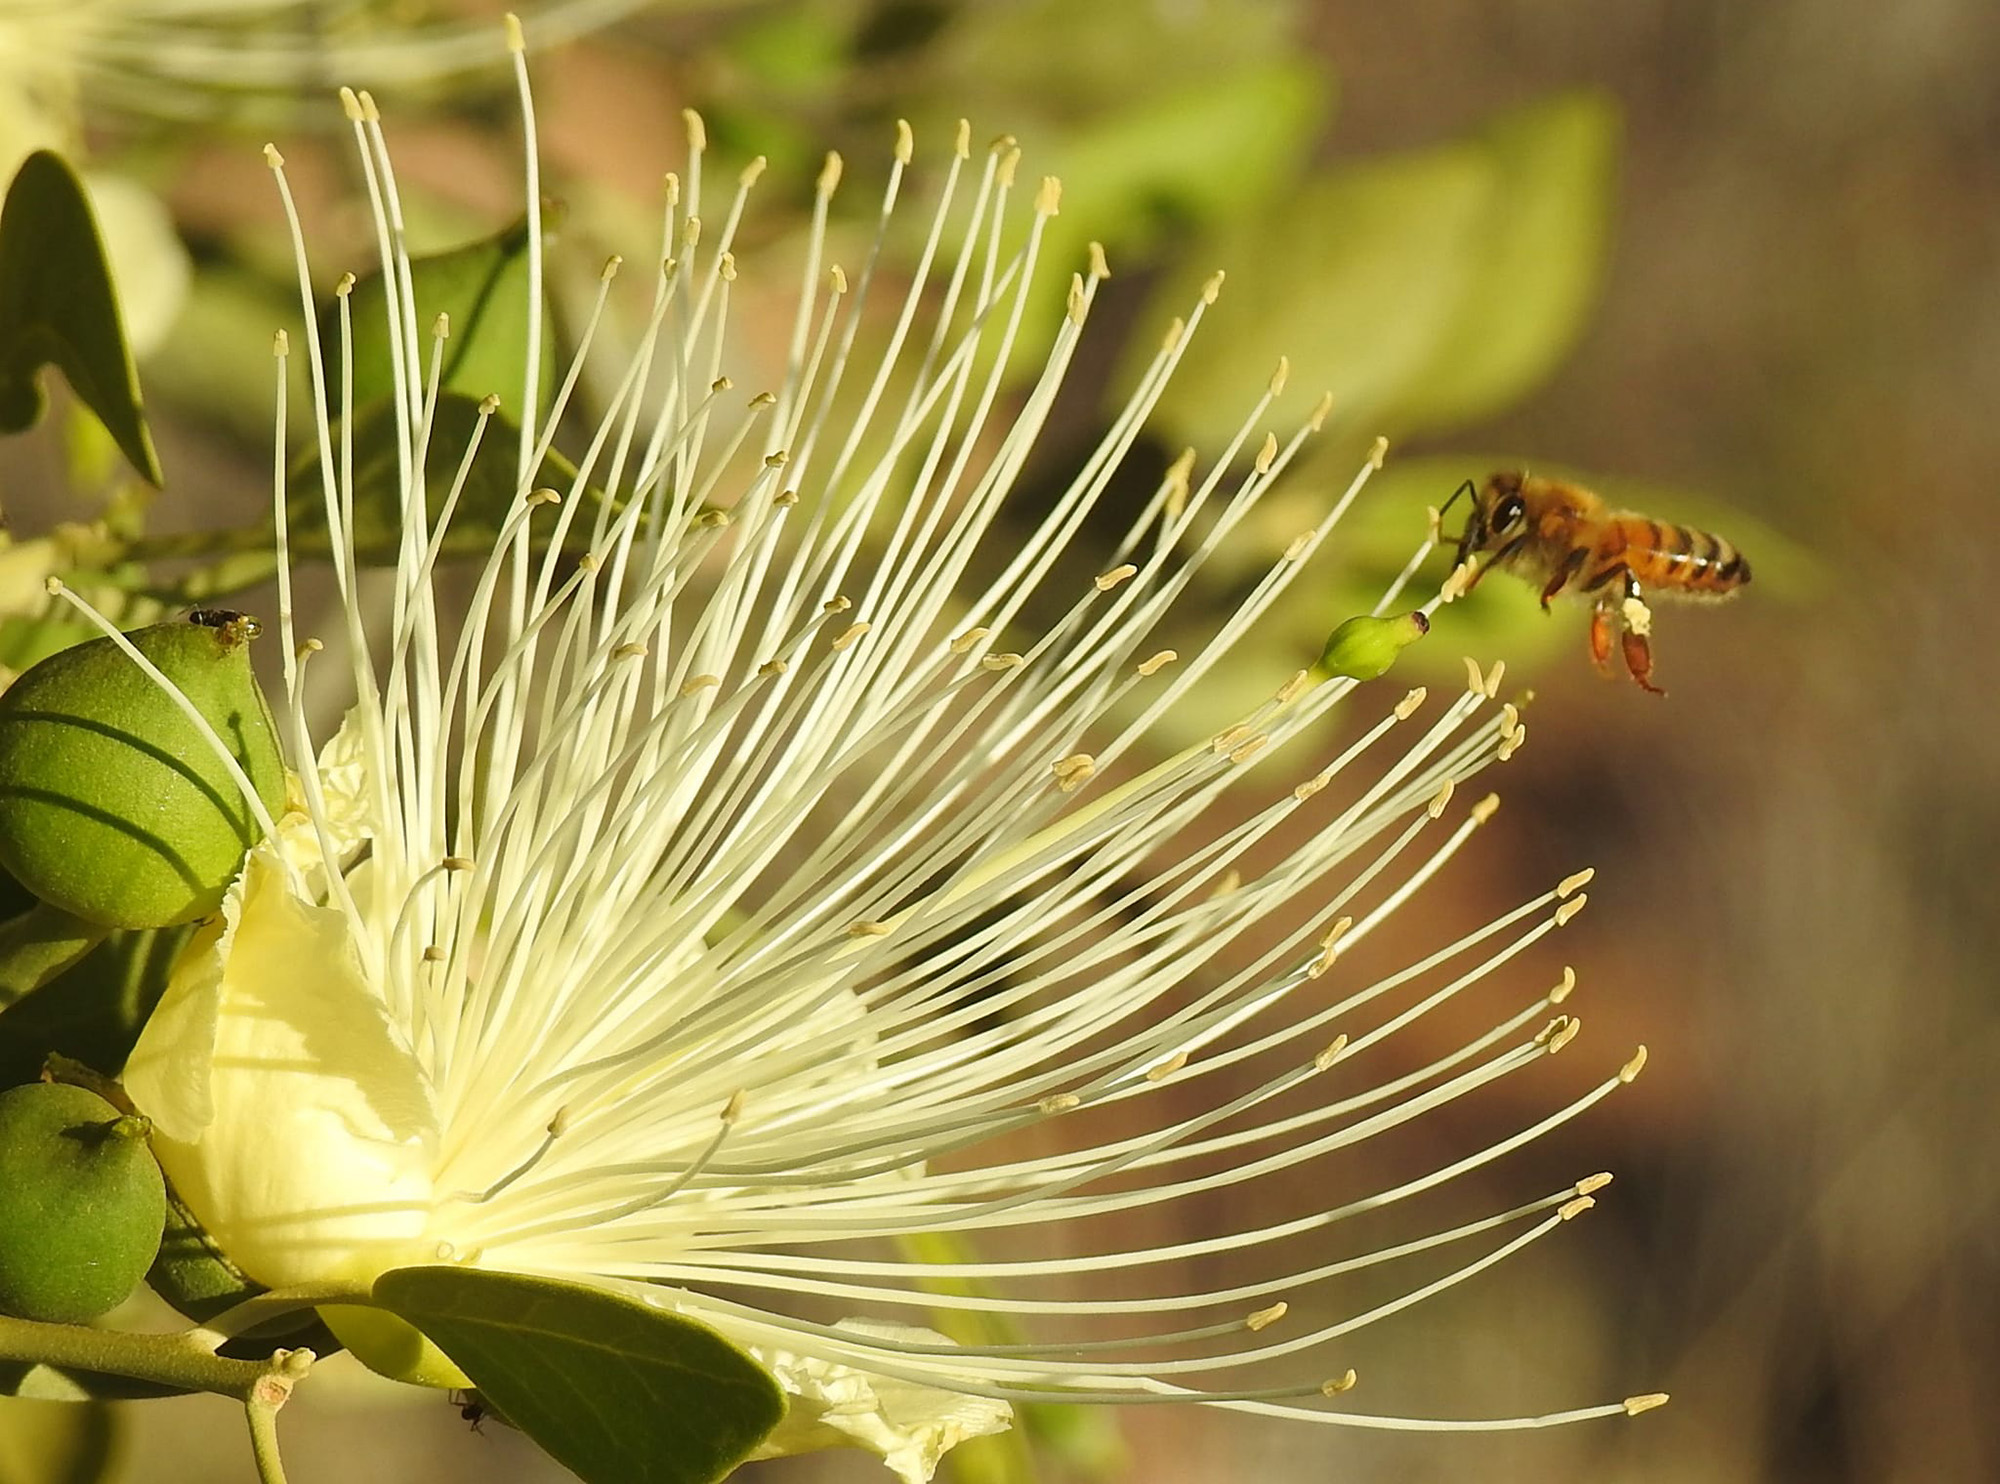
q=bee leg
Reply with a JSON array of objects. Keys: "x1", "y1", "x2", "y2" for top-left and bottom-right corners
[
  {"x1": 1588, "y1": 602, "x2": 1618, "y2": 677},
  {"x1": 1540, "y1": 547, "x2": 1589, "y2": 610},
  {"x1": 1618, "y1": 576, "x2": 1666, "y2": 696}
]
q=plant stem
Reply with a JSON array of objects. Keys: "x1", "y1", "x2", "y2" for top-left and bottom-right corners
[
  {"x1": 0, "y1": 1314, "x2": 304, "y2": 1400},
  {"x1": 246, "y1": 1388, "x2": 292, "y2": 1484}
]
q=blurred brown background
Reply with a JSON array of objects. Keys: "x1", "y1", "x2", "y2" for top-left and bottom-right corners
[{"x1": 10, "y1": 0, "x2": 1997, "y2": 1481}]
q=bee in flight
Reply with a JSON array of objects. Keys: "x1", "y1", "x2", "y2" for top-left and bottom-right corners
[{"x1": 1441, "y1": 471, "x2": 1750, "y2": 695}]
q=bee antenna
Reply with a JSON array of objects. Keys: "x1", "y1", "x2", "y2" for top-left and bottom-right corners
[{"x1": 1437, "y1": 479, "x2": 1477, "y2": 519}]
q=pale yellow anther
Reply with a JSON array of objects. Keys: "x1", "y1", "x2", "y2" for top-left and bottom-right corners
[
  {"x1": 1625, "y1": 1393, "x2": 1670, "y2": 1416},
  {"x1": 1321, "y1": 1370, "x2": 1358, "y2": 1397},
  {"x1": 504, "y1": 12, "x2": 526, "y2": 51},
  {"x1": 1051, "y1": 754, "x2": 1096, "y2": 792},
  {"x1": 763, "y1": 449, "x2": 788, "y2": 468},
  {"x1": 823, "y1": 596, "x2": 853, "y2": 614},
  {"x1": 1426, "y1": 504, "x2": 1443, "y2": 542},
  {"x1": 720, "y1": 1090, "x2": 745, "y2": 1125},
  {"x1": 1284, "y1": 531, "x2": 1314, "y2": 561},
  {"x1": 831, "y1": 623, "x2": 870, "y2": 652},
  {"x1": 996, "y1": 147, "x2": 1021, "y2": 188},
  {"x1": 1545, "y1": 1017, "x2": 1581, "y2": 1054},
  {"x1": 1038, "y1": 1093, "x2": 1082, "y2": 1115},
  {"x1": 1211, "y1": 723, "x2": 1251, "y2": 754},
  {"x1": 662, "y1": 172, "x2": 681, "y2": 208},
  {"x1": 1620, "y1": 1045, "x2": 1649, "y2": 1083},
  {"x1": 296, "y1": 638, "x2": 323, "y2": 659},
  {"x1": 335, "y1": 272, "x2": 356, "y2": 297},
  {"x1": 740, "y1": 156, "x2": 768, "y2": 188},
  {"x1": 1293, "y1": 773, "x2": 1329, "y2": 803},
  {"x1": 337, "y1": 86, "x2": 362, "y2": 120},
  {"x1": 1036, "y1": 176, "x2": 1062, "y2": 215},
  {"x1": 1202, "y1": 270, "x2": 1225, "y2": 304},
  {"x1": 577, "y1": 553, "x2": 601, "y2": 575},
  {"x1": 1470, "y1": 793, "x2": 1501, "y2": 824},
  {"x1": 1088, "y1": 241, "x2": 1110, "y2": 280},
  {"x1": 478, "y1": 394, "x2": 502, "y2": 416},
  {"x1": 1555, "y1": 893, "x2": 1589, "y2": 926},
  {"x1": 1095, "y1": 564, "x2": 1137, "y2": 593},
  {"x1": 719, "y1": 252, "x2": 738, "y2": 282},
  {"x1": 1138, "y1": 650, "x2": 1177, "y2": 676},
  {"x1": 1557, "y1": 868, "x2": 1595, "y2": 898},
  {"x1": 601, "y1": 255, "x2": 623, "y2": 281},
  {"x1": 747, "y1": 390, "x2": 775, "y2": 407},
  {"x1": 1426, "y1": 778, "x2": 1455, "y2": 820},
  {"x1": 1319, "y1": 916, "x2": 1353, "y2": 951},
  {"x1": 981, "y1": 653, "x2": 1024, "y2": 671},
  {"x1": 1209, "y1": 869, "x2": 1240, "y2": 898},
  {"x1": 1269, "y1": 356, "x2": 1290, "y2": 396},
  {"x1": 264, "y1": 142, "x2": 285, "y2": 168},
  {"x1": 1500, "y1": 703, "x2": 1520, "y2": 734},
  {"x1": 1161, "y1": 317, "x2": 1186, "y2": 355},
  {"x1": 1577, "y1": 1171, "x2": 1613, "y2": 1196},
  {"x1": 1368, "y1": 436, "x2": 1388, "y2": 469},
  {"x1": 774, "y1": 490, "x2": 800, "y2": 508},
  {"x1": 894, "y1": 119, "x2": 914, "y2": 165},
  {"x1": 1550, "y1": 965, "x2": 1578, "y2": 1004},
  {"x1": 1483, "y1": 659, "x2": 1506, "y2": 697},
  {"x1": 683, "y1": 109, "x2": 708, "y2": 152},
  {"x1": 847, "y1": 921, "x2": 892, "y2": 938},
  {"x1": 422, "y1": 946, "x2": 446, "y2": 963},
  {"x1": 1394, "y1": 687, "x2": 1427, "y2": 721},
  {"x1": 1497, "y1": 728, "x2": 1525, "y2": 762},
  {"x1": 1313, "y1": 1035, "x2": 1349, "y2": 1071},
  {"x1": 1146, "y1": 1052, "x2": 1188, "y2": 1082},
  {"x1": 954, "y1": 120, "x2": 971, "y2": 158},
  {"x1": 1463, "y1": 656, "x2": 1486, "y2": 694},
  {"x1": 612, "y1": 643, "x2": 648, "y2": 661},
  {"x1": 1245, "y1": 1302, "x2": 1288, "y2": 1332},
  {"x1": 357, "y1": 91, "x2": 380, "y2": 124},
  {"x1": 679, "y1": 674, "x2": 721, "y2": 697},
  {"x1": 1228, "y1": 735, "x2": 1271, "y2": 765},
  {"x1": 526, "y1": 488, "x2": 561, "y2": 507},
  {"x1": 950, "y1": 628, "x2": 989, "y2": 654},
  {"x1": 441, "y1": 856, "x2": 473, "y2": 873},
  {"x1": 758, "y1": 659, "x2": 788, "y2": 678},
  {"x1": 1271, "y1": 671, "x2": 1309, "y2": 706},
  {"x1": 1067, "y1": 277, "x2": 1088, "y2": 325},
  {"x1": 1308, "y1": 391, "x2": 1333, "y2": 431},
  {"x1": 695, "y1": 509, "x2": 730, "y2": 529},
  {"x1": 1559, "y1": 1195, "x2": 1596, "y2": 1221},
  {"x1": 272, "y1": 329, "x2": 288, "y2": 357},
  {"x1": 41, "y1": 576, "x2": 62, "y2": 597}
]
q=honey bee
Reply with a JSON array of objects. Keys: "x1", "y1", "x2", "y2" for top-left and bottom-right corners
[{"x1": 1442, "y1": 471, "x2": 1750, "y2": 695}]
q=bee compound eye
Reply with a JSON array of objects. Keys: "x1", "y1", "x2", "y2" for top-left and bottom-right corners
[{"x1": 1494, "y1": 496, "x2": 1525, "y2": 531}]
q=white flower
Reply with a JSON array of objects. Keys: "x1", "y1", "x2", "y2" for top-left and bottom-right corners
[{"x1": 117, "y1": 25, "x2": 1661, "y2": 1478}]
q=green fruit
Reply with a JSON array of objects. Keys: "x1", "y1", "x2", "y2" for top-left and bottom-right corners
[
  {"x1": 0, "y1": 615, "x2": 285, "y2": 929},
  {"x1": 0, "y1": 1081, "x2": 166, "y2": 1322}
]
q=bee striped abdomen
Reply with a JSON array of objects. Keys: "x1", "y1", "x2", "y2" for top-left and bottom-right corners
[{"x1": 1615, "y1": 519, "x2": 1752, "y2": 597}]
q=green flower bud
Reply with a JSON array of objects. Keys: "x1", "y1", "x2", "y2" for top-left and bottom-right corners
[
  {"x1": 0, "y1": 1081, "x2": 166, "y2": 1322},
  {"x1": 0, "y1": 614, "x2": 285, "y2": 929},
  {"x1": 1312, "y1": 610, "x2": 1430, "y2": 682}
]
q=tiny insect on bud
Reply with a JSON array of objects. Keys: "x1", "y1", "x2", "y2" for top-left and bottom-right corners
[{"x1": 1312, "y1": 611, "x2": 1430, "y2": 683}]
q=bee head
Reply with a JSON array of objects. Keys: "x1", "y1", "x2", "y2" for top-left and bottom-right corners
[{"x1": 1447, "y1": 470, "x2": 1528, "y2": 569}]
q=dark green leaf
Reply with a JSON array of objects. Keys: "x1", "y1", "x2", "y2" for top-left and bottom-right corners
[
  {"x1": 293, "y1": 392, "x2": 590, "y2": 568},
  {"x1": 373, "y1": 1267, "x2": 785, "y2": 1484},
  {"x1": 0, "y1": 153, "x2": 161, "y2": 485},
  {"x1": 326, "y1": 219, "x2": 552, "y2": 415},
  {"x1": 0, "y1": 921, "x2": 190, "y2": 1088}
]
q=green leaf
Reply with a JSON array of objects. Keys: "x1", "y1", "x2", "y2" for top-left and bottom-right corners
[
  {"x1": 0, "y1": 1398, "x2": 122, "y2": 1481},
  {"x1": 0, "y1": 921, "x2": 191, "y2": 1088},
  {"x1": 0, "y1": 153, "x2": 161, "y2": 486},
  {"x1": 1390, "y1": 93, "x2": 1620, "y2": 429},
  {"x1": 1138, "y1": 91, "x2": 1618, "y2": 448},
  {"x1": 327, "y1": 219, "x2": 552, "y2": 416},
  {"x1": 373, "y1": 1267, "x2": 785, "y2": 1484}
]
